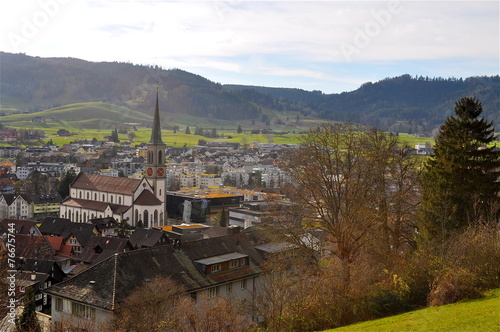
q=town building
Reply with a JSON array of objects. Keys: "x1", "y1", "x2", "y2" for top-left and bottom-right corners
[
  {"x1": 58, "y1": 88, "x2": 167, "y2": 228},
  {"x1": 45, "y1": 233, "x2": 264, "y2": 330}
]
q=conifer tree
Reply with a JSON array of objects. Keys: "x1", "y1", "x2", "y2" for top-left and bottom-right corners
[
  {"x1": 16, "y1": 287, "x2": 41, "y2": 332},
  {"x1": 419, "y1": 97, "x2": 500, "y2": 243}
]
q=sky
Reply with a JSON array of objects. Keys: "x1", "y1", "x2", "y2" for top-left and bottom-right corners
[{"x1": 1, "y1": 0, "x2": 498, "y2": 94}]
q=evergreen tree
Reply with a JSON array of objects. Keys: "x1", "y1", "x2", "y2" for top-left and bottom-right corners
[
  {"x1": 419, "y1": 97, "x2": 500, "y2": 243},
  {"x1": 58, "y1": 168, "x2": 77, "y2": 198},
  {"x1": 185, "y1": 126, "x2": 191, "y2": 134},
  {"x1": 237, "y1": 124, "x2": 243, "y2": 134},
  {"x1": 219, "y1": 206, "x2": 227, "y2": 227},
  {"x1": 16, "y1": 287, "x2": 41, "y2": 332},
  {"x1": 111, "y1": 129, "x2": 120, "y2": 143}
]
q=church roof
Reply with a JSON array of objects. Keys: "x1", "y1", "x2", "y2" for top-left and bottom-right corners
[
  {"x1": 71, "y1": 173, "x2": 141, "y2": 195},
  {"x1": 149, "y1": 88, "x2": 164, "y2": 145},
  {"x1": 133, "y1": 189, "x2": 162, "y2": 206}
]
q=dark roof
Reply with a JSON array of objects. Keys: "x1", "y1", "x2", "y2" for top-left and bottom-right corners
[
  {"x1": 0, "y1": 219, "x2": 38, "y2": 235},
  {"x1": 46, "y1": 233, "x2": 264, "y2": 311},
  {"x1": 39, "y1": 217, "x2": 71, "y2": 236},
  {"x1": 30, "y1": 193, "x2": 63, "y2": 204},
  {"x1": 17, "y1": 258, "x2": 66, "y2": 282},
  {"x1": 90, "y1": 217, "x2": 116, "y2": 231},
  {"x1": 1, "y1": 193, "x2": 16, "y2": 205},
  {"x1": 13, "y1": 234, "x2": 55, "y2": 260},
  {"x1": 79, "y1": 236, "x2": 133, "y2": 264},
  {"x1": 61, "y1": 226, "x2": 95, "y2": 247},
  {"x1": 134, "y1": 189, "x2": 162, "y2": 205},
  {"x1": 129, "y1": 228, "x2": 168, "y2": 248}
]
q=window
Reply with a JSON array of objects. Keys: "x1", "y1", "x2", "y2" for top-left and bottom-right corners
[
  {"x1": 240, "y1": 258, "x2": 246, "y2": 266},
  {"x1": 240, "y1": 279, "x2": 247, "y2": 289},
  {"x1": 72, "y1": 302, "x2": 95, "y2": 320},
  {"x1": 143, "y1": 210, "x2": 149, "y2": 228},
  {"x1": 208, "y1": 286, "x2": 219, "y2": 298},
  {"x1": 229, "y1": 260, "x2": 239, "y2": 268},
  {"x1": 55, "y1": 298, "x2": 69, "y2": 313},
  {"x1": 211, "y1": 264, "x2": 221, "y2": 273}
]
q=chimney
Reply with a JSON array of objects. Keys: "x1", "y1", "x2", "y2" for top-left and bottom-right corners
[{"x1": 227, "y1": 225, "x2": 241, "y2": 234}]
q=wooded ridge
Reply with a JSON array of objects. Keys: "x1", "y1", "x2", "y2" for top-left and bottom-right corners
[{"x1": 1, "y1": 52, "x2": 498, "y2": 134}]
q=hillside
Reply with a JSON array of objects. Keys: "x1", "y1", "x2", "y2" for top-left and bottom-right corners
[
  {"x1": 0, "y1": 102, "x2": 154, "y2": 130},
  {"x1": 328, "y1": 288, "x2": 500, "y2": 332},
  {"x1": 1, "y1": 52, "x2": 498, "y2": 133}
]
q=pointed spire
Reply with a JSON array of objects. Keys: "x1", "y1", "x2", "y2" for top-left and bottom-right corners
[{"x1": 149, "y1": 82, "x2": 164, "y2": 144}]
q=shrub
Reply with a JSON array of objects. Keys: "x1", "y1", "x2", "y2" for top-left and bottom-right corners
[{"x1": 428, "y1": 266, "x2": 481, "y2": 306}]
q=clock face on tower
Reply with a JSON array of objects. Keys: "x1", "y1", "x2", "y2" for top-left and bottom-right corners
[
  {"x1": 157, "y1": 168, "x2": 164, "y2": 176},
  {"x1": 146, "y1": 167, "x2": 153, "y2": 176}
]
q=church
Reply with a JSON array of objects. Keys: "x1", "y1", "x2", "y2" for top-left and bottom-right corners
[{"x1": 59, "y1": 88, "x2": 167, "y2": 228}]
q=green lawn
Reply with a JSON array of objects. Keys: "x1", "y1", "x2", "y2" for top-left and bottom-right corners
[{"x1": 327, "y1": 289, "x2": 500, "y2": 332}]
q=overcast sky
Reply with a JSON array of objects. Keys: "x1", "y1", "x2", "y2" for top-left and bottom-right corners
[{"x1": 1, "y1": 0, "x2": 498, "y2": 94}]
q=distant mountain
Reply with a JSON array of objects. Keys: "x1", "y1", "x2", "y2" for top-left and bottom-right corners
[{"x1": 1, "y1": 52, "x2": 498, "y2": 134}]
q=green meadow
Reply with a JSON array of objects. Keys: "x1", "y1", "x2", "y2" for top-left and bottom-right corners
[
  {"x1": 0, "y1": 102, "x2": 435, "y2": 147},
  {"x1": 327, "y1": 288, "x2": 500, "y2": 332}
]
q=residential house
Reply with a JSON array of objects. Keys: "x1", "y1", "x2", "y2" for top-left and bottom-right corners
[
  {"x1": 45, "y1": 233, "x2": 264, "y2": 330},
  {"x1": 129, "y1": 227, "x2": 169, "y2": 248},
  {"x1": 79, "y1": 236, "x2": 134, "y2": 265},
  {"x1": 16, "y1": 259, "x2": 67, "y2": 313},
  {"x1": 31, "y1": 193, "x2": 63, "y2": 220},
  {"x1": 0, "y1": 219, "x2": 41, "y2": 236},
  {"x1": 90, "y1": 217, "x2": 117, "y2": 237}
]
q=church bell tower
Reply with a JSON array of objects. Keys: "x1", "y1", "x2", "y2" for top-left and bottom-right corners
[{"x1": 145, "y1": 85, "x2": 167, "y2": 205}]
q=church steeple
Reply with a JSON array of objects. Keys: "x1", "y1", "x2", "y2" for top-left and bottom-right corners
[
  {"x1": 145, "y1": 83, "x2": 167, "y2": 227},
  {"x1": 149, "y1": 84, "x2": 164, "y2": 144}
]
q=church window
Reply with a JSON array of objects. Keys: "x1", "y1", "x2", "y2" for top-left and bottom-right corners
[{"x1": 144, "y1": 210, "x2": 149, "y2": 228}]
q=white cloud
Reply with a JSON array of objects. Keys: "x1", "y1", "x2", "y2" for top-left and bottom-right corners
[{"x1": 0, "y1": 0, "x2": 497, "y2": 93}]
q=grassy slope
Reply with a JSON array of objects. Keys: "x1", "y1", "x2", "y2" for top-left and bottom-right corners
[
  {"x1": 0, "y1": 102, "x2": 435, "y2": 147},
  {"x1": 327, "y1": 288, "x2": 500, "y2": 332},
  {"x1": 0, "y1": 102, "x2": 152, "y2": 129}
]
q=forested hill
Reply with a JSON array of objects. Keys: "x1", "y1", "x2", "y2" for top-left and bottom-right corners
[
  {"x1": 225, "y1": 75, "x2": 500, "y2": 134},
  {"x1": 1, "y1": 52, "x2": 498, "y2": 134}
]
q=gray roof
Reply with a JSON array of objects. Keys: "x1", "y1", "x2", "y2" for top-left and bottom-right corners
[
  {"x1": 45, "y1": 233, "x2": 264, "y2": 311},
  {"x1": 194, "y1": 252, "x2": 247, "y2": 265}
]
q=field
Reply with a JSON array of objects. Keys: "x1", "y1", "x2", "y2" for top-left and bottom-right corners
[
  {"x1": 0, "y1": 102, "x2": 436, "y2": 147},
  {"x1": 327, "y1": 288, "x2": 500, "y2": 332}
]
